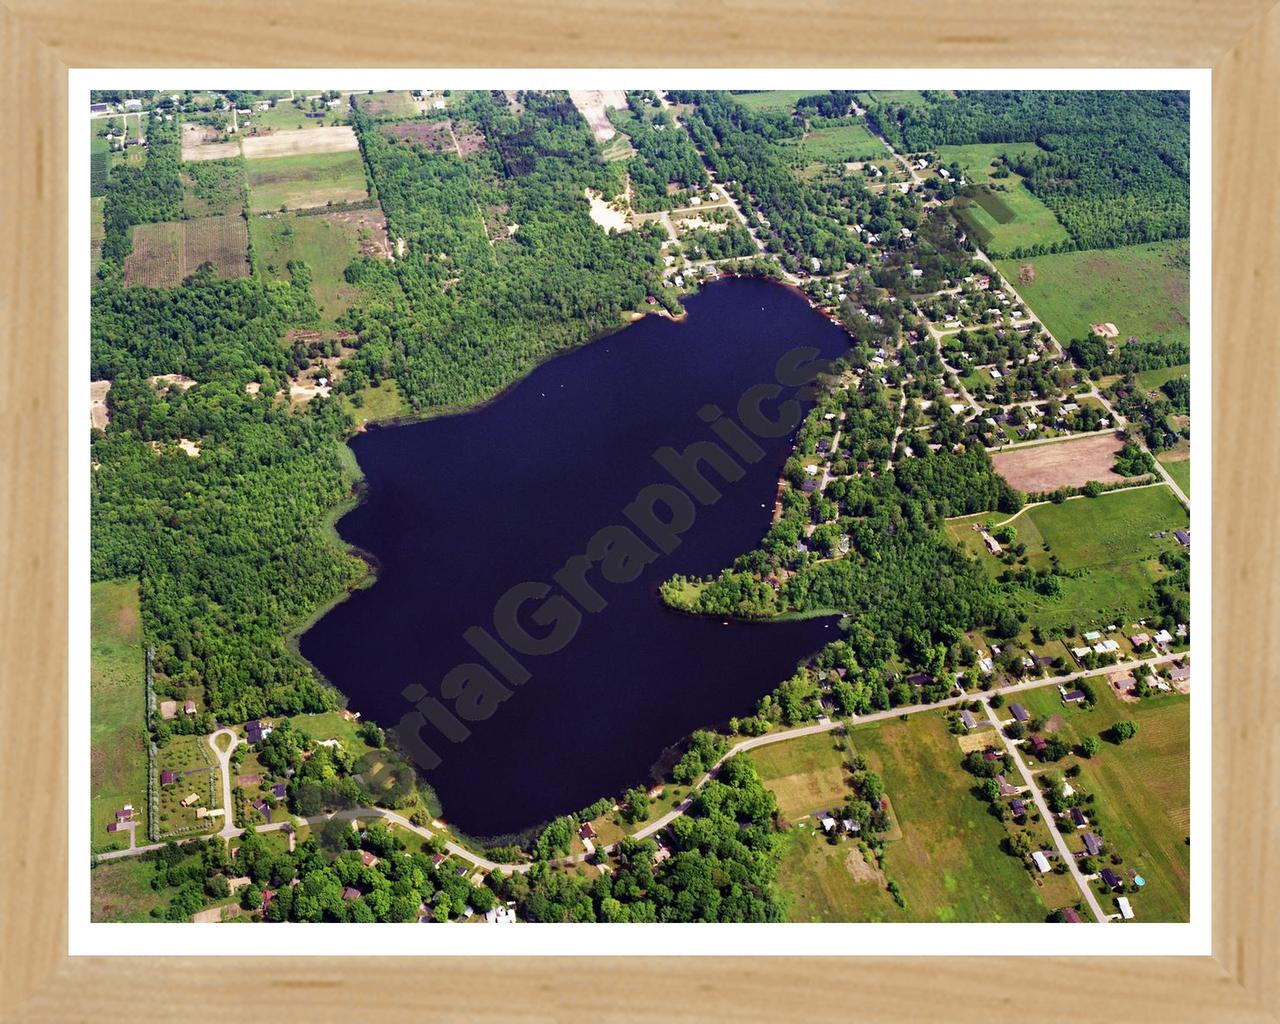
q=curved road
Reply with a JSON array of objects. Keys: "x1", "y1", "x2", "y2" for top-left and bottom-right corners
[{"x1": 98, "y1": 650, "x2": 1186, "y2": 882}]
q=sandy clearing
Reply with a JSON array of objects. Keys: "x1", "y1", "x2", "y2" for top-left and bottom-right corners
[
  {"x1": 245, "y1": 382, "x2": 261, "y2": 395},
  {"x1": 241, "y1": 125, "x2": 359, "y2": 160},
  {"x1": 570, "y1": 90, "x2": 627, "y2": 142},
  {"x1": 289, "y1": 381, "x2": 332, "y2": 405},
  {"x1": 844, "y1": 846, "x2": 887, "y2": 886},
  {"x1": 148, "y1": 373, "x2": 197, "y2": 392},
  {"x1": 991, "y1": 432, "x2": 1126, "y2": 493},
  {"x1": 177, "y1": 438, "x2": 201, "y2": 458},
  {"x1": 584, "y1": 188, "x2": 631, "y2": 233},
  {"x1": 90, "y1": 380, "x2": 111, "y2": 430}
]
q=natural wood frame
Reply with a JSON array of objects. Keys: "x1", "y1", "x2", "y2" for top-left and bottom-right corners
[{"x1": 1, "y1": 2, "x2": 1276, "y2": 1019}]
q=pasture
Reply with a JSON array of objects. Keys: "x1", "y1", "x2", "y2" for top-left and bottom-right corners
[
  {"x1": 91, "y1": 580, "x2": 147, "y2": 853},
  {"x1": 246, "y1": 151, "x2": 369, "y2": 212},
  {"x1": 748, "y1": 730, "x2": 852, "y2": 820},
  {"x1": 845, "y1": 712, "x2": 1049, "y2": 922},
  {"x1": 730, "y1": 90, "x2": 819, "y2": 114},
  {"x1": 936, "y1": 141, "x2": 1047, "y2": 185},
  {"x1": 1136, "y1": 362, "x2": 1190, "y2": 391},
  {"x1": 1017, "y1": 685, "x2": 1191, "y2": 921},
  {"x1": 991, "y1": 432, "x2": 1127, "y2": 493},
  {"x1": 123, "y1": 214, "x2": 250, "y2": 288},
  {"x1": 251, "y1": 207, "x2": 389, "y2": 321},
  {"x1": 953, "y1": 181, "x2": 1070, "y2": 254},
  {"x1": 997, "y1": 239, "x2": 1190, "y2": 347}
]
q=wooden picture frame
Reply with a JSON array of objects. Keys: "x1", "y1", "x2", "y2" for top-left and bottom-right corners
[{"x1": 1, "y1": 2, "x2": 1275, "y2": 1018}]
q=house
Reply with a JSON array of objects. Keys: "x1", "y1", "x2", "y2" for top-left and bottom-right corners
[
  {"x1": 1010, "y1": 798, "x2": 1027, "y2": 819},
  {"x1": 1083, "y1": 832, "x2": 1104, "y2": 857},
  {"x1": 485, "y1": 902, "x2": 517, "y2": 925},
  {"x1": 1173, "y1": 529, "x2": 1190, "y2": 547},
  {"x1": 1010, "y1": 703, "x2": 1029, "y2": 723},
  {"x1": 578, "y1": 822, "x2": 597, "y2": 842},
  {"x1": 997, "y1": 774, "x2": 1019, "y2": 796},
  {"x1": 959, "y1": 709, "x2": 977, "y2": 730},
  {"x1": 1063, "y1": 907, "x2": 1083, "y2": 923},
  {"x1": 1100, "y1": 868, "x2": 1124, "y2": 890},
  {"x1": 180, "y1": 793, "x2": 200, "y2": 807},
  {"x1": 1169, "y1": 661, "x2": 1191, "y2": 682},
  {"x1": 1129, "y1": 632, "x2": 1151, "y2": 647},
  {"x1": 160, "y1": 770, "x2": 178, "y2": 785},
  {"x1": 271, "y1": 784, "x2": 287, "y2": 799},
  {"x1": 115, "y1": 804, "x2": 134, "y2": 822},
  {"x1": 1071, "y1": 807, "x2": 1088, "y2": 829},
  {"x1": 123, "y1": 98, "x2": 143, "y2": 111},
  {"x1": 341, "y1": 886, "x2": 361, "y2": 902},
  {"x1": 982, "y1": 749, "x2": 1001, "y2": 762},
  {"x1": 1029, "y1": 734, "x2": 1047, "y2": 755},
  {"x1": 183, "y1": 700, "x2": 197, "y2": 715},
  {"x1": 159, "y1": 700, "x2": 178, "y2": 720},
  {"x1": 977, "y1": 656, "x2": 994, "y2": 676},
  {"x1": 1153, "y1": 629, "x2": 1173, "y2": 645},
  {"x1": 842, "y1": 818, "x2": 860, "y2": 834},
  {"x1": 905, "y1": 672, "x2": 933, "y2": 688},
  {"x1": 360, "y1": 850, "x2": 379, "y2": 868},
  {"x1": 1061, "y1": 688, "x2": 1087, "y2": 704},
  {"x1": 1071, "y1": 646, "x2": 1093, "y2": 660},
  {"x1": 90, "y1": 102, "x2": 110, "y2": 114},
  {"x1": 1031, "y1": 850, "x2": 1051, "y2": 873},
  {"x1": 1117, "y1": 896, "x2": 1135, "y2": 920},
  {"x1": 245, "y1": 719, "x2": 273, "y2": 744},
  {"x1": 106, "y1": 822, "x2": 120, "y2": 833},
  {"x1": 431, "y1": 853, "x2": 447, "y2": 869},
  {"x1": 818, "y1": 815, "x2": 837, "y2": 833}
]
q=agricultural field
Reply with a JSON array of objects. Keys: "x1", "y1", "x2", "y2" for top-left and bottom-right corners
[
  {"x1": 181, "y1": 157, "x2": 248, "y2": 217},
  {"x1": 250, "y1": 206, "x2": 389, "y2": 321},
  {"x1": 991, "y1": 432, "x2": 1128, "y2": 493},
  {"x1": 748, "y1": 730, "x2": 852, "y2": 819},
  {"x1": 241, "y1": 124, "x2": 360, "y2": 160},
  {"x1": 1016, "y1": 685, "x2": 1191, "y2": 921},
  {"x1": 90, "y1": 196, "x2": 105, "y2": 280},
  {"x1": 997, "y1": 239, "x2": 1190, "y2": 348},
  {"x1": 947, "y1": 484, "x2": 1189, "y2": 632},
  {"x1": 245, "y1": 150, "x2": 368, "y2": 213},
  {"x1": 123, "y1": 214, "x2": 250, "y2": 288},
  {"x1": 838, "y1": 713, "x2": 1051, "y2": 922},
  {"x1": 952, "y1": 180, "x2": 1071, "y2": 254},
  {"x1": 782, "y1": 122, "x2": 885, "y2": 165},
  {"x1": 90, "y1": 127, "x2": 111, "y2": 197},
  {"x1": 91, "y1": 580, "x2": 148, "y2": 853},
  {"x1": 354, "y1": 90, "x2": 430, "y2": 120}
]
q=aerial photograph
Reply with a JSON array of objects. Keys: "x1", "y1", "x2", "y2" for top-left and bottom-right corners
[{"x1": 88, "y1": 86, "x2": 1192, "y2": 927}]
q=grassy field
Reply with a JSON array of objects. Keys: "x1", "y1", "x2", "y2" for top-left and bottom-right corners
[
  {"x1": 838, "y1": 713, "x2": 1050, "y2": 922},
  {"x1": 246, "y1": 151, "x2": 368, "y2": 213},
  {"x1": 952, "y1": 180, "x2": 1071, "y2": 254},
  {"x1": 181, "y1": 157, "x2": 248, "y2": 218},
  {"x1": 90, "y1": 195, "x2": 105, "y2": 281},
  {"x1": 338, "y1": 380, "x2": 411, "y2": 428},
  {"x1": 860, "y1": 90, "x2": 931, "y2": 107},
  {"x1": 948, "y1": 486, "x2": 1188, "y2": 632},
  {"x1": 777, "y1": 828, "x2": 906, "y2": 922},
  {"x1": 1136, "y1": 362, "x2": 1190, "y2": 391},
  {"x1": 1159, "y1": 453, "x2": 1191, "y2": 495},
  {"x1": 749, "y1": 731, "x2": 852, "y2": 819},
  {"x1": 998, "y1": 239, "x2": 1190, "y2": 347},
  {"x1": 90, "y1": 855, "x2": 169, "y2": 922},
  {"x1": 937, "y1": 141, "x2": 1046, "y2": 185},
  {"x1": 1017, "y1": 685, "x2": 1191, "y2": 921},
  {"x1": 246, "y1": 101, "x2": 349, "y2": 133},
  {"x1": 91, "y1": 580, "x2": 148, "y2": 853},
  {"x1": 730, "y1": 90, "x2": 819, "y2": 113},
  {"x1": 250, "y1": 211, "x2": 365, "y2": 321},
  {"x1": 782, "y1": 122, "x2": 884, "y2": 165}
]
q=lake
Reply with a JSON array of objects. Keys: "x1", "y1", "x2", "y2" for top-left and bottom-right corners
[{"x1": 300, "y1": 277, "x2": 853, "y2": 838}]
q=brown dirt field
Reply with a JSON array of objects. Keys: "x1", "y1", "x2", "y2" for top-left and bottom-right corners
[
  {"x1": 991, "y1": 433, "x2": 1126, "y2": 493},
  {"x1": 845, "y1": 846, "x2": 888, "y2": 886},
  {"x1": 454, "y1": 124, "x2": 486, "y2": 157},
  {"x1": 1044, "y1": 714, "x2": 1066, "y2": 733},
  {"x1": 241, "y1": 125, "x2": 358, "y2": 160},
  {"x1": 569, "y1": 90, "x2": 627, "y2": 142},
  {"x1": 124, "y1": 215, "x2": 250, "y2": 288},
  {"x1": 90, "y1": 379, "x2": 112, "y2": 430},
  {"x1": 322, "y1": 206, "x2": 393, "y2": 259},
  {"x1": 957, "y1": 729, "x2": 999, "y2": 753}
]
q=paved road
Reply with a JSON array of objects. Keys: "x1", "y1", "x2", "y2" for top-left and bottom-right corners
[
  {"x1": 208, "y1": 728, "x2": 240, "y2": 839},
  {"x1": 983, "y1": 700, "x2": 1109, "y2": 923}
]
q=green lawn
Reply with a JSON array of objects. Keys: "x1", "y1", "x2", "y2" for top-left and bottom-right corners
[
  {"x1": 245, "y1": 101, "x2": 349, "y2": 133},
  {"x1": 250, "y1": 211, "x2": 366, "y2": 321},
  {"x1": 841, "y1": 713, "x2": 1050, "y2": 922},
  {"x1": 948, "y1": 486, "x2": 1189, "y2": 632},
  {"x1": 1136, "y1": 363, "x2": 1190, "y2": 391},
  {"x1": 936, "y1": 141, "x2": 1046, "y2": 185},
  {"x1": 338, "y1": 380, "x2": 411, "y2": 428},
  {"x1": 749, "y1": 731, "x2": 852, "y2": 819},
  {"x1": 782, "y1": 122, "x2": 884, "y2": 164},
  {"x1": 246, "y1": 151, "x2": 368, "y2": 213},
  {"x1": 91, "y1": 580, "x2": 148, "y2": 854},
  {"x1": 1018, "y1": 685, "x2": 1191, "y2": 922},
  {"x1": 777, "y1": 828, "x2": 907, "y2": 922},
  {"x1": 998, "y1": 240, "x2": 1190, "y2": 348}
]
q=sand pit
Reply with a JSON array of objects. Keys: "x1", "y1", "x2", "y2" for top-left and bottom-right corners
[
  {"x1": 991, "y1": 433, "x2": 1126, "y2": 493},
  {"x1": 584, "y1": 189, "x2": 631, "y2": 233},
  {"x1": 90, "y1": 380, "x2": 111, "y2": 430},
  {"x1": 148, "y1": 373, "x2": 197, "y2": 392},
  {"x1": 570, "y1": 90, "x2": 627, "y2": 142},
  {"x1": 241, "y1": 125, "x2": 359, "y2": 160}
]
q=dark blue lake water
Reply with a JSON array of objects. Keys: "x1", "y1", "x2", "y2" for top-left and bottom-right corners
[{"x1": 300, "y1": 277, "x2": 852, "y2": 838}]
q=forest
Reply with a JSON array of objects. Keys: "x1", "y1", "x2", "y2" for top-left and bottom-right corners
[
  {"x1": 609, "y1": 93, "x2": 709, "y2": 211},
  {"x1": 864, "y1": 91, "x2": 1190, "y2": 255},
  {"x1": 101, "y1": 113, "x2": 183, "y2": 265}
]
